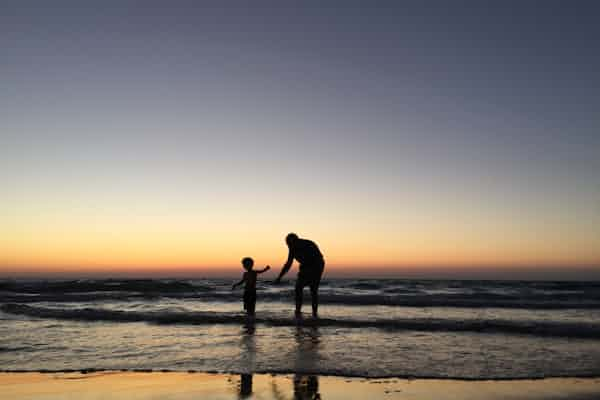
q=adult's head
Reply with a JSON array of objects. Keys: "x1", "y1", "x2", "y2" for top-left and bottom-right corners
[{"x1": 285, "y1": 232, "x2": 299, "y2": 247}]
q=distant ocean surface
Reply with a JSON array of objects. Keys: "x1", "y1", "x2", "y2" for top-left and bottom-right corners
[{"x1": 2, "y1": 278, "x2": 600, "y2": 379}]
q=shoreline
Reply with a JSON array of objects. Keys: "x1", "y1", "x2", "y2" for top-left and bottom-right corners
[
  {"x1": 3, "y1": 369, "x2": 600, "y2": 381},
  {"x1": 1, "y1": 372, "x2": 599, "y2": 400}
]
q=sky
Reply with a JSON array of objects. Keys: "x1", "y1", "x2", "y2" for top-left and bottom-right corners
[{"x1": 1, "y1": 1, "x2": 599, "y2": 279}]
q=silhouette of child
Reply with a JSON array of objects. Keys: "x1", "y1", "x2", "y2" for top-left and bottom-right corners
[{"x1": 232, "y1": 257, "x2": 270, "y2": 317}]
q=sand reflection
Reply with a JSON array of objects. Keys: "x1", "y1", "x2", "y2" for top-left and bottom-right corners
[
  {"x1": 237, "y1": 322, "x2": 256, "y2": 398},
  {"x1": 292, "y1": 326, "x2": 321, "y2": 399}
]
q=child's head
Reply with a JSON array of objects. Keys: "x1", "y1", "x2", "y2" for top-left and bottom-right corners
[{"x1": 241, "y1": 257, "x2": 254, "y2": 271}]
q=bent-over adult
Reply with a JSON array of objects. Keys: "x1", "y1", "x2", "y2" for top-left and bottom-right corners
[{"x1": 275, "y1": 233, "x2": 325, "y2": 317}]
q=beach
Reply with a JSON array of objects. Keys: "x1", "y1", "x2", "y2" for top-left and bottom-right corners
[
  {"x1": 2, "y1": 372, "x2": 600, "y2": 400},
  {"x1": 3, "y1": 279, "x2": 600, "y2": 398},
  {"x1": 3, "y1": 1, "x2": 600, "y2": 398}
]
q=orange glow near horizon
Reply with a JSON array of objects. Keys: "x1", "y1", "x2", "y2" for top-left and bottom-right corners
[
  {"x1": 2, "y1": 208, "x2": 599, "y2": 278},
  {"x1": 2, "y1": 167, "x2": 599, "y2": 279}
]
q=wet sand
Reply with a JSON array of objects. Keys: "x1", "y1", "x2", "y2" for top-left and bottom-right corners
[{"x1": 1, "y1": 372, "x2": 599, "y2": 400}]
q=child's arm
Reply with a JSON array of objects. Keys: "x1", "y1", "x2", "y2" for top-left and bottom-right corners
[
  {"x1": 232, "y1": 274, "x2": 246, "y2": 290},
  {"x1": 257, "y1": 265, "x2": 271, "y2": 274}
]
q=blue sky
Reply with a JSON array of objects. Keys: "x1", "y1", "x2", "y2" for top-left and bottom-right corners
[{"x1": 1, "y1": 2, "x2": 599, "y2": 278}]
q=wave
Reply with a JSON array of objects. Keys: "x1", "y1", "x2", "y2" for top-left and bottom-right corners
[
  {"x1": 2, "y1": 291, "x2": 600, "y2": 309},
  {"x1": 3, "y1": 303, "x2": 599, "y2": 339},
  {"x1": 3, "y1": 279, "x2": 600, "y2": 309},
  {"x1": 0, "y1": 346, "x2": 35, "y2": 353},
  {"x1": 2, "y1": 368, "x2": 600, "y2": 380},
  {"x1": 0, "y1": 279, "x2": 211, "y2": 294}
]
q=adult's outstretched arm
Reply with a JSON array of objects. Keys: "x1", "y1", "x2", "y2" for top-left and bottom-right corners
[{"x1": 275, "y1": 251, "x2": 294, "y2": 282}]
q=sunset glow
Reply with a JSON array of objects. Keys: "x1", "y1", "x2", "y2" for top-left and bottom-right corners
[{"x1": 1, "y1": 3, "x2": 599, "y2": 279}]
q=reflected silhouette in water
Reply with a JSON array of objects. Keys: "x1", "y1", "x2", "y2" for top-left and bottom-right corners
[
  {"x1": 238, "y1": 322, "x2": 322, "y2": 399},
  {"x1": 238, "y1": 322, "x2": 256, "y2": 398},
  {"x1": 293, "y1": 326, "x2": 321, "y2": 399},
  {"x1": 293, "y1": 374, "x2": 320, "y2": 400},
  {"x1": 268, "y1": 326, "x2": 322, "y2": 399},
  {"x1": 239, "y1": 373, "x2": 253, "y2": 398},
  {"x1": 243, "y1": 321, "x2": 256, "y2": 336}
]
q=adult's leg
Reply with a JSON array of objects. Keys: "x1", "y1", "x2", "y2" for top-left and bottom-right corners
[
  {"x1": 309, "y1": 262, "x2": 324, "y2": 317},
  {"x1": 295, "y1": 279, "x2": 304, "y2": 316},
  {"x1": 309, "y1": 284, "x2": 319, "y2": 317}
]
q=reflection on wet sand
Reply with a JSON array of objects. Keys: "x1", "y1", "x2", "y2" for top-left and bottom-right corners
[
  {"x1": 293, "y1": 374, "x2": 320, "y2": 400},
  {"x1": 239, "y1": 373, "x2": 253, "y2": 398},
  {"x1": 2, "y1": 372, "x2": 600, "y2": 399},
  {"x1": 292, "y1": 325, "x2": 321, "y2": 400},
  {"x1": 238, "y1": 322, "x2": 257, "y2": 398},
  {"x1": 267, "y1": 324, "x2": 323, "y2": 399}
]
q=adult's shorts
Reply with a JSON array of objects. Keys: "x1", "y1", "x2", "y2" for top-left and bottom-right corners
[{"x1": 296, "y1": 259, "x2": 325, "y2": 290}]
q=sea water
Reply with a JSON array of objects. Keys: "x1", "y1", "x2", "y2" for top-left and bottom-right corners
[{"x1": 1, "y1": 279, "x2": 600, "y2": 378}]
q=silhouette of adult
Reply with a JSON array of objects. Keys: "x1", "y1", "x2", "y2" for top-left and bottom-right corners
[{"x1": 275, "y1": 233, "x2": 325, "y2": 317}]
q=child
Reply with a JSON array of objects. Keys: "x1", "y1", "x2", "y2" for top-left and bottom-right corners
[{"x1": 232, "y1": 257, "x2": 270, "y2": 316}]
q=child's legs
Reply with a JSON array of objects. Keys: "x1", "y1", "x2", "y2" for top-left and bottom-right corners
[
  {"x1": 244, "y1": 291, "x2": 256, "y2": 316},
  {"x1": 247, "y1": 300, "x2": 255, "y2": 316}
]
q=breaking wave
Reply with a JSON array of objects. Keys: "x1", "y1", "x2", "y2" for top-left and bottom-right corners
[
  {"x1": 2, "y1": 279, "x2": 600, "y2": 309},
  {"x1": 2, "y1": 292, "x2": 600, "y2": 309},
  {"x1": 2, "y1": 303, "x2": 599, "y2": 339}
]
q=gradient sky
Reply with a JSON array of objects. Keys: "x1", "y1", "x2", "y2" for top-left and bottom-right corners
[{"x1": 1, "y1": 1, "x2": 599, "y2": 279}]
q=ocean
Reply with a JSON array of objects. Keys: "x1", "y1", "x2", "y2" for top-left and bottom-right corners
[{"x1": 1, "y1": 278, "x2": 600, "y2": 379}]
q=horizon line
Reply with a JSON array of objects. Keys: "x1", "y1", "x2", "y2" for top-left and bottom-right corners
[{"x1": 1, "y1": 264, "x2": 599, "y2": 281}]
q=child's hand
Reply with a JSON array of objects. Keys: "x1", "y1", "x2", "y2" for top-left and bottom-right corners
[{"x1": 265, "y1": 265, "x2": 271, "y2": 270}]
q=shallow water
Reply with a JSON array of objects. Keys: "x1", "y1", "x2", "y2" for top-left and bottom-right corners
[{"x1": 2, "y1": 278, "x2": 600, "y2": 378}]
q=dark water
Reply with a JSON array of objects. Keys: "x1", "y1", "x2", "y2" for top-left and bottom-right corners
[{"x1": 2, "y1": 279, "x2": 600, "y2": 378}]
